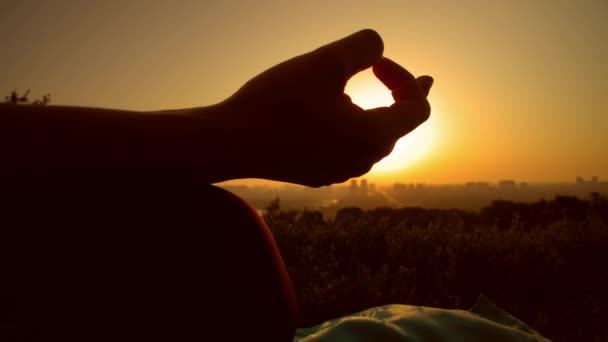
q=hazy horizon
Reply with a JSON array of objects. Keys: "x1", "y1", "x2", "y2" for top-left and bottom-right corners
[
  {"x1": 220, "y1": 176, "x2": 605, "y2": 188},
  {"x1": 2, "y1": 0, "x2": 607, "y2": 186}
]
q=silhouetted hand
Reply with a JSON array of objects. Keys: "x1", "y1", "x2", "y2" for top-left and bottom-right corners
[{"x1": 223, "y1": 29, "x2": 433, "y2": 187}]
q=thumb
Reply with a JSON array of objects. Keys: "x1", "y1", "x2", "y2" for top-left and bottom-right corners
[
  {"x1": 317, "y1": 29, "x2": 384, "y2": 80},
  {"x1": 368, "y1": 99, "x2": 431, "y2": 141}
]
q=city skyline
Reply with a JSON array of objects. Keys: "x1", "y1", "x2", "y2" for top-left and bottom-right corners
[
  {"x1": 220, "y1": 175, "x2": 608, "y2": 188},
  {"x1": 222, "y1": 175, "x2": 607, "y2": 217}
]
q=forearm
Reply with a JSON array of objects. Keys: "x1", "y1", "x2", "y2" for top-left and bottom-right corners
[{"x1": 0, "y1": 103, "x2": 243, "y2": 183}]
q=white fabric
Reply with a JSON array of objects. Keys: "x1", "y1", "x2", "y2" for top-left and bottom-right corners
[{"x1": 294, "y1": 295, "x2": 551, "y2": 342}]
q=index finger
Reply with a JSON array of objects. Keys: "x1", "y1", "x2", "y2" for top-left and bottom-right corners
[
  {"x1": 372, "y1": 57, "x2": 422, "y2": 102},
  {"x1": 318, "y1": 29, "x2": 384, "y2": 80}
]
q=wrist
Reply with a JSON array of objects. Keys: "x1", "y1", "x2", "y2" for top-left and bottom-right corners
[{"x1": 172, "y1": 101, "x2": 256, "y2": 183}]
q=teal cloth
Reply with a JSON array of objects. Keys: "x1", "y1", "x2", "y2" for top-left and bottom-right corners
[{"x1": 294, "y1": 296, "x2": 550, "y2": 342}]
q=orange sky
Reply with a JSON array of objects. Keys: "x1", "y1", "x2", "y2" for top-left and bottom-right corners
[{"x1": 2, "y1": 0, "x2": 607, "y2": 185}]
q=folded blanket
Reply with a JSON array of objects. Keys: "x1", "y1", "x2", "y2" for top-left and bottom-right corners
[{"x1": 295, "y1": 295, "x2": 551, "y2": 342}]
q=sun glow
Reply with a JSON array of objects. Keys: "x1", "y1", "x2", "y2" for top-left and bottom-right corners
[{"x1": 345, "y1": 70, "x2": 435, "y2": 175}]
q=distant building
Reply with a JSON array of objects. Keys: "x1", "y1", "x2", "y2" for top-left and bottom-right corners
[
  {"x1": 465, "y1": 182, "x2": 490, "y2": 190},
  {"x1": 498, "y1": 180, "x2": 517, "y2": 191},
  {"x1": 393, "y1": 183, "x2": 407, "y2": 192},
  {"x1": 360, "y1": 179, "x2": 368, "y2": 195},
  {"x1": 350, "y1": 179, "x2": 359, "y2": 194},
  {"x1": 369, "y1": 183, "x2": 376, "y2": 194},
  {"x1": 577, "y1": 176, "x2": 601, "y2": 188}
]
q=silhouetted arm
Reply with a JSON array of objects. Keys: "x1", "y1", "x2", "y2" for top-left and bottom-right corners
[
  {"x1": 0, "y1": 103, "x2": 243, "y2": 183},
  {"x1": 0, "y1": 29, "x2": 433, "y2": 187}
]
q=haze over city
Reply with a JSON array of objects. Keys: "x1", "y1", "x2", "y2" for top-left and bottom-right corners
[
  {"x1": 2, "y1": 0, "x2": 606, "y2": 186},
  {"x1": 223, "y1": 176, "x2": 607, "y2": 216}
]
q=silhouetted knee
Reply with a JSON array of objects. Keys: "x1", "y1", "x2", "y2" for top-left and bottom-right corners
[
  {"x1": 193, "y1": 185, "x2": 300, "y2": 339},
  {"x1": 5, "y1": 176, "x2": 298, "y2": 341}
]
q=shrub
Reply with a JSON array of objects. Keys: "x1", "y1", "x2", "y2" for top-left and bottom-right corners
[{"x1": 268, "y1": 195, "x2": 608, "y2": 341}]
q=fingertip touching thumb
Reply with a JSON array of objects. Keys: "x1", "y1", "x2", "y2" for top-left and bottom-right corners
[{"x1": 416, "y1": 76, "x2": 434, "y2": 97}]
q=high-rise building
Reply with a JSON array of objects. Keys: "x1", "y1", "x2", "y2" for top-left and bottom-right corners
[
  {"x1": 360, "y1": 179, "x2": 368, "y2": 195},
  {"x1": 350, "y1": 179, "x2": 359, "y2": 194}
]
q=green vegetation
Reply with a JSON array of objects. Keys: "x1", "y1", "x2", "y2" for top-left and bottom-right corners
[{"x1": 266, "y1": 194, "x2": 608, "y2": 341}]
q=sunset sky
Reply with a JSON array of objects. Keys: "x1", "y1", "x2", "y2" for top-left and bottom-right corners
[{"x1": 2, "y1": 0, "x2": 607, "y2": 185}]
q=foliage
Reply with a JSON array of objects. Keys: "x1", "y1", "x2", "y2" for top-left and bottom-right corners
[
  {"x1": 266, "y1": 194, "x2": 608, "y2": 341},
  {"x1": 4, "y1": 89, "x2": 51, "y2": 105}
]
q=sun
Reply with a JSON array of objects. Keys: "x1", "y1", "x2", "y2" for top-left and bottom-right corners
[{"x1": 345, "y1": 70, "x2": 435, "y2": 175}]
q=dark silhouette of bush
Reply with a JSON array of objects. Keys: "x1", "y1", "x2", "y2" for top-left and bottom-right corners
[
  {"x1": 267, "y1": 194, "x2": 608, "y2": 341},
  {"x1": 4, "y1": 89, "x2": 51, "y2": 105}
]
